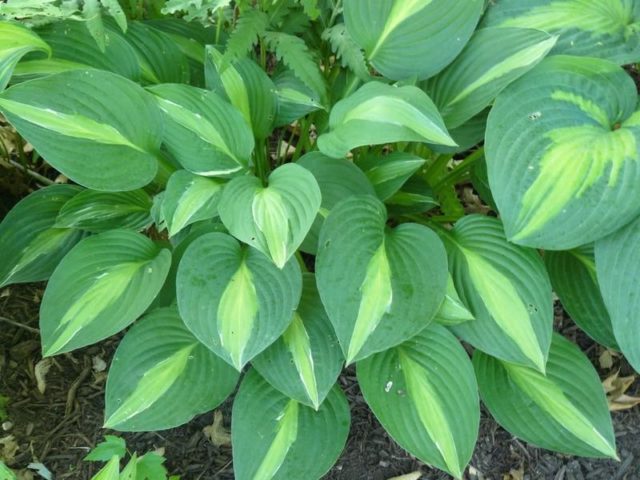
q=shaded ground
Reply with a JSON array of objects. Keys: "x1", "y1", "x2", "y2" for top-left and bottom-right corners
[{"x1": 1, "y1": 284, "x2": 639, "y2": 480}]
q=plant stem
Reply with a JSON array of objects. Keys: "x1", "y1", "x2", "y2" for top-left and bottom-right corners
[
  {"x1": 0, "y1": 158, "x2": 54, "y2": 186},
  {"x1": 434, "y1": 146, "x2": 485, "y2": 189},
  {"x1": 254, "y1": 138, "x2": 269, "y2": 184}
]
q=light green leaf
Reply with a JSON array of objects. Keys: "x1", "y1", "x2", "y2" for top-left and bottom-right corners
[
  {"x1": 218, "y1": 163, "x2": 321, "y2": 268},
  {"x1": 485, "y1": 55, "x2": 640, "y2": 249},
  {"x1": 177, "y1": 232, "x2": 302, "y2": 369},
  {"x1": 440, "y1": 215, "x2": 552, "y2": 371},
  {"x1": 434, "y1": 274, "x2": 475, "y2": 326},
  {"x1": 273, "y1": 69, "x2": 324, "y2": 127},
  {"x1": 317, "y1": 82, "x2": 455, "y2": 159},
  {"x1": 0, "y1": 20, "x2": 50, "y2": 91},
  {"x1": 316, "y1": 195, "x2": 448, "y2": 363},
  {"x1": 92, "y1": 456, "x2": 120, "y2": 480},
  {"x1": 104, "y1": 307, "x2": 238, "y2": 431},
  {"x1": 358, "y1": 324, "x2": 479, "y2": 479},
  {"x1": 356, "y1": 152, "x2": 425, "y2": 201},
  {"x1": 232, "y1": 369, "x2": 349, "y2": 480},
  {"x1": 474, "y1": 333, "x2": 617, "y2": 459},
  {"x1": 40, "y1": 230, "x2": 171, "y2": 356},
  {"x1": 84, "y1": 435, "x2": 126, "y2": 462}
]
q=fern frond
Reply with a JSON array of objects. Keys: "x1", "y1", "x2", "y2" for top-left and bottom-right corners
[
  {"x1": 222, "y1": 8, "x2": 269, "y2": 65},
  {"x1": 299, "y1": 0, "x2": 320, "y2": 20},
  {"x1": 322, "y1": 23, "x2": 369, "y2": 80}
]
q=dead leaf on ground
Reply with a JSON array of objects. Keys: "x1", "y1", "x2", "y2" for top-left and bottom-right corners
[
  {"x1": 603, "y1": 371, "x2": 640, "y2": 411},
  {"x1": 34, "y1": 358, "x2": 52, "y2": 394},
  {"x1": 92, "y1": 356, "x2": 107, "y2": 373},
  {"x1": 503, "y1": 465, "x2": 524, "y2": 480},
  {"x1": 0, "y1": 435, "x2": 19, "y2": 463},
  {"x1": 386, "y1": 472, "x2": 422, "y2": 480},
  {"x1": 598, "y1": 349, "x2": 620, "y2": 370},
  {"x1": 203, "y1": 410, "x2": 231, "y2": 447}
]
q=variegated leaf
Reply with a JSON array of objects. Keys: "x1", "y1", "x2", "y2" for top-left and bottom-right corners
[{"x1": 0, "y1": 20, "x2": 50, "y2": 91}]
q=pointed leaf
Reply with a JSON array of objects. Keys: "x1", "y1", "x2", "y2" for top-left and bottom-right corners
[
  {"x1": 93, "y1": 456, "x2": 120, "y2": 480},
  {"x1": 0, "y1": 20, "x2": 50, "y2": 91},
  {"x1": 273, "y1": 68, "x2": 324, "y2": 127},
  {"x1": 356, "y1": 152, "x2": 425, "y2": 201},
  {"x1": 435, "y1": 274, "x2": 475, "y2": 326},
  {"x1": 84, "y1": 435, "x2": 126, "y2": 462}
]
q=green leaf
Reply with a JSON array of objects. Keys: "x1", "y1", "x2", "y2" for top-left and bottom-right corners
[
  {"x1": 344, "y1": 0, "x2": 483, "y2": 80},
  {"x1": 474, "y1": 333, "x2": 617, "y2": 459},
  {"x1": 424, "y1": 27, "x2": 557, "y2": 129},
  {"x1": 440, "y1": 215, "x2": 552, "y2": 371},
  {"x1": 358, "y1": 324, "x2": 479, "y2": 479},
  {"x1": 104, "y1": 307, "x2": 238, "y2": 431},
  {"x1": 0, "y1": 461, "x2": 16, "y2": 480},
  {"x1": 136, "y1": 452, "x2": 168, "y2": 480},
  {"x1": 56, "y1": 190, "x2": 152, "y2": 233},
  {"x1": 595, "y1": 216, "x2": 640, "y2": 372},
  {"x1": 545, "y1": 246, "x2": 618, "y2": 349},
  {"x1": 218, "y1": 163, "x2": 321, "y2": 268},
  {"x1": 148, "y1": 83, "x2": 254, "y2": 177},
  {"x1": 321, "y1": 23, "x2": 369, "y2": 81},
  {"x1": 232, "y1": 369, "x2": 349, "y2": 480},
  {"x1": 40, "y1": 230, "x2": 171, "y2": 356},
  {"x1": 317, "y1": 82, "x2": 455, "y2": 159},
  {"x1": 0, "y1": 185, "x2": 83, "y2": 288},
  {"x1": 0, "y1": 70, "x2": 162, "y2": 191},
  {"x1": 0, "y1": 20, "x2": 50, "y2": 91},
  {"x1": 177, "y1": 232, "x2": 302, "y2": 370},
  {"x1": 161, "y1": 170, "x2": 223, "y2": 237},
  {"x1": 481, "y1": 0, "x2": 640, "y2": 65},
  {"x1": 84, "y1": 435, "x2": 127, "y2": 462},
  {"x1": 93, "y1": 456, "x2": 120, "y2": 480},
  {"x1": 435, "y1": 274, "x2": 475, "y2": 326},
  {"x1": 119, "y1": 453, "x2": 137, "y2": 480},
  {"x1": 272, "y1": 68, "x2": 324, "y2": 127},
  {"x1": 485, "y1": 55, "x2": 640, "y2": 249},
  {"x1": 221, "y1": 8, "x2": 268, "y2": 65},
  {"x1": 316, "y1": 195, "x2": 448, "y2": 363},
  {"x1": 253, "y1": 274, "x2": 343, "y2": 409},
  {"x1": 356, "y1": 152, "x2": 425, "y2": 201}
]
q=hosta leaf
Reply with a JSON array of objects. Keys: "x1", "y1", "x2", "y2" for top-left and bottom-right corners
[
  {"x1": 425, "y1": 27, "x2": 557, "y2": 129},
  {"x1": 474, "y1": 333, "x2": 617, "y2": 459},
  {"x1": 429, "y1": 108, "x2": 488, "y2": 155},
  {"x1": 177, "y1": 232, "x2": 302, "y2": 370},
  {"x1": 435, "y1": 274, "x2": 475, "y2": 327},
  {"x1": 104, "y1": 307, "x2": 238, "y2": 431},
  {"x1": 356, "y1": 152, "x2": 425, "y2": 201},
  {"x1": 316, "y1": 195, "x2": 448, "y2": 364},
  {"x1": 481, "y1": 0, "x2": 640, "y2": 65},
  {"x1": 0, "y1": 69, "x2": 162, "y2": 191},
  {"x1": 545, "y1": 246, "x2": 618, "y2": 349},
  {"x1": 297, "y1": 152, "x2": 375, "y2": 254},
  {"x1": 0, "y1": 20, "x2": 50, "y2": 91},
  {"x1": 93, "y1": 456, "x2": 120, "y2": 480},
  {"x1": 358, "y1": 324, "x2": 479, "y2": 479},
  {"x1": 0, "y1": 185, "x2": 83, "y2": 288},
  {"x1": 162, "y1": 170, "x2": 223, "y2": 237},
  {"x1": 253, "y1": 274, "x2": 343, "y2": 409},
  {"x1": 595, "y1": 216, "x2": 640, "y2": 372},
  {"x1": 55, "y1": 189, "x2": 152, "y2": 233},
  {"x1": 317, "y1": 82, "x2": 456, "y2": 158},
  {"x1": 273, "y1": 68, "x2": 324, "y2": 127},
  {"x1": 40, "y1": 230, "x2": 171, "y2": 356},
  {"x1": 232, "y1": 369, "x2": 349, "y2": 480},
  {"x1": 485, "y1": 55, "x2": 640, "y2": 249},
  {"x1": 344, "y1": 0, "x2": 483, "y2": 81},
  {"x1": 385, "y1": 175, "x2": 439, "y2": 216},
  {"x1": 205, "y1": 46, "x2": 277, "y2": 139},
  {"x1": 218, "y1": 163, "x2": 321, "y2": 268},
  {"x1": 440, "y1": 215, "x2": 552, "y2": 371},
  {"x1": 147, "y1": 83, "x2": 254, "y2": 177}
]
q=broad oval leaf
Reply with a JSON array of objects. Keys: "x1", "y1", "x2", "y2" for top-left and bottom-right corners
[
  {"x1": 0, "y1": 185, "x2": 83, "y2": 288},
  {"x1": 218, "y1": 163, "x2": 321, "y2": 268},
  {"x1": 104, "y1": 307, "x2": 238, "y2": 431},
  {"x1": 595, "y1": 216, "x2": 640, "y2": 372},
  {"x1": 485, "y1": 55, "x2": 640, "y2": 249},
  {"x1": 56, "y1": 189, "x2": 152, "y2": 233},
  {"x1": 177, "y1": 232, "x2": 302, "y2": 370},
  {"x1": 424, "y1": 27, "x2": 557, "y2": 129},
  {"x1": 317, "y1": 82, "x2": 456, "y2": 159},
  {"x1": 474, "y1": 333, "x2": 617, "y2": 459},
  {"x1": 148, "y1": 83, "x2": 254, "y2": 177},
  {"x1": 440, "y1": 215, "x2": 553, "y2": 371},
  {"x1": 344, "y1": 0, "x2": 483, "y2": 81},
  {"x1": 358, "y1": 324, "x2": 479, "y2": 479},
  {"x1": 0, "y1": 69, "x2": 162, "y2": 191},
  {"x1": 355, "y1": 152, "x2": 425, "y2": 201},
  {"x1": 0, "y1": 20, "x2": 50, "y2": 91},
  {"x1": 316, "y1": 195, "x2": 448, "y2": 364},
  {"x1": 481, "y1": 0, "x2": 640, "y2": 65},
  {"x1": 273, "y1": 68, "x2": 324, "y2": 127},
  {"x1": 252, "y1": 273, "x2": 344, "y2": 409},
  {"x1": 232, "y1": 369, "x2": 349, "y2": 480},
  {"x1": 545, "y1": 245, "x2": 618, "y2": 349},
  {"x1": 40, "y1": 230, "x2": 171, "y2": 356},
  {"x1": 297, "y1": 152, "x2": 375, "y2": 254},
  {"x1": 162, "y1": 170, "x2": 223, "y2": 237}
]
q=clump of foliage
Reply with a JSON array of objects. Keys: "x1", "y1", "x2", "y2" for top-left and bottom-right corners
[{"x1": 0, "y1": 1, "x2": 639, "y2": 478}]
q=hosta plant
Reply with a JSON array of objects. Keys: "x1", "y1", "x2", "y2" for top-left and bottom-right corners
[{"x1": 1, "y1": 0, "x2": 639, "y2": 478}]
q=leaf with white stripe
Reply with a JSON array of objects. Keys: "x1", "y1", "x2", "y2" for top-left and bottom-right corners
[
  {"x1": 40, "y1": 230, "x2": 171, "y2": 356},
  {"x1": 440, "y1": 215, "x2": 553, "y2": 371},
  {"x1": 0, "y1": 20, "x2": 50, "y2": 91},
  {"x1": 0, "y1": 69, "x2": 162, "y2": 191},
  {"x1": 316, "y1": 195, "x2": 447, "y2": 364},
  {"x1": 177, "y1": 232, "x2": 302, "y2": 370},
  {"x1": 148, "y1": 83, "x2": 254, "y2": 177},
  {"x1": 358, "y1": 324, "x2": 479, "y2": 479},
  {"x1": 104, "y1": 307, "x2": 238, "y2": 431},
  {"x1": 232, "y1": 369, "x2": 349, "y2": 480},
  {"x1": 474, "y1": 333, "x2": 617, "y2": 459}
]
